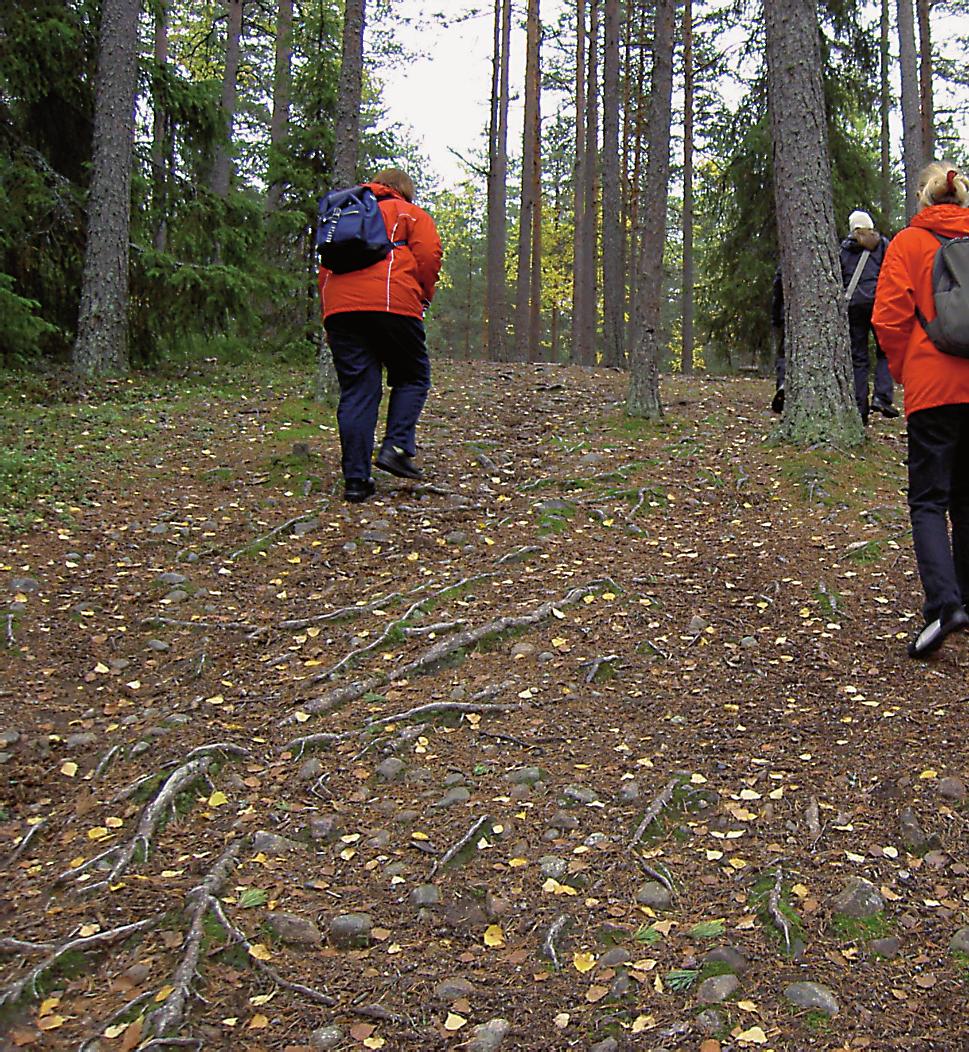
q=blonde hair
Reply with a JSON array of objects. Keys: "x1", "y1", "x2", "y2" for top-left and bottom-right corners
[
  {"x1": 372, "y1": 168, "x2": 415, "y2": 202},
  {"x1": 917, "y1": 161, "x2": 969, "y2": 209}
]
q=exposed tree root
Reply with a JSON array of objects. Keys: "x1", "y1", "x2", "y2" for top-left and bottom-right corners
[
  {"x1": 227, "y1": 513, "x2": 319, "y2": 561},
  {"x1": 141, "y1": 616, "x2": 264, "y2": 638},
  {"x1": 279, "y1": 730, "x2": 353, "y2": 758},
  {"x1": 56, "y1": 747, "x2": 245, "y2": 893},
  {"x1": 0, "y1": 918, "x2": 157, "y2": 1010},
  {"x1": 7, "y1": 818, "x2": 48, "y2": 865},
  {"x1": 629, "y1": 778, "x2": 681, "y2": 850},
  {"x1": 767, "y1": 867, "x2": 793, "y2": 953},
  {"x1": 541, "y1": 914, "x2": 570, "y2": 970},
  {"x1": 430, "y1": 815, "x2": 493, "y2": 877},
  {"x1": 366, "y1": 701, "x2": 515, "y2": 730},
  {"x1": 0, "y1": 938, "x2": 54, "y2": 956},
  {"x1": 93, "y1": 744, "x2": 123, "y2": 781},
  {"x1": 805, "y1": 795, "x2": 822, "y2": 848},
  {"x1": 293, "y1": 580, "x2": 611, "y2": 718}
]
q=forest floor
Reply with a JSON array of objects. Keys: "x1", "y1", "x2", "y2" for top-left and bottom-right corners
[{"x1": 0, "y1": 357, "x2": 967, "y2": 1052}]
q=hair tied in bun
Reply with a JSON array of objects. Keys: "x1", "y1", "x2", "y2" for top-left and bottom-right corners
[{"x1": 947, "y1": 170, "x2": 957, "y2": 192}]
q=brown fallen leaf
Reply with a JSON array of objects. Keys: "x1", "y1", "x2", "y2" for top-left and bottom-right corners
[{"x1": 585, "y1": 984, "x2": 609, "y2": 1003}]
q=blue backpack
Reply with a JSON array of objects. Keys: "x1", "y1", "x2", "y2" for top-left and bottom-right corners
[{"x1": 315, "y1": 186, "x2": 404, "y2": 274}]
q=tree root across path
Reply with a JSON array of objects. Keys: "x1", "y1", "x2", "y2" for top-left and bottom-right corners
[
  {"x1": 290, "y1": 579, "x2": 616, "y2": 719},
  {"x1": 56, "y1": 744, "x2": 248, "y2": 894}
]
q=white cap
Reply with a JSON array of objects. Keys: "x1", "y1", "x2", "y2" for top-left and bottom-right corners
[{"x1": 849, "y1": 210, "x2": 875, "y2": 231}]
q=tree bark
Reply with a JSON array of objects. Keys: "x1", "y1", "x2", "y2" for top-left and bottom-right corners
[
  {"x1": 150, "y1": 0, "x2": 169, "y2": 252},
  {"x1": 486, "y1": 0, "x2": 512, "y2": 362},
  {"x1": 332, "y1": 0, "x2": 365, "y2": 187},
  {"x1": 210, "y1": 0, "x2": 244, "y2": 199},
  {"x1": 917, "y1": 0, "x2": 934, "y2": 160},
  {"x1": 582, "y1": 0, "x2": 600, "y2": 364},
  {"x1": 880, "y1": 0, "x2": 892, "y2": 219},
  {"x1": 601, "y1": 0, "x2": 623, "y2": 369},
  {"x1": 73, "y1": 0, "x2": 141, "y2": 377},
  {"x1": 572, "y1": 0, "x2": 588, "y2": 365},
  {"x1": 765, "y1": 0, "x2": 864, "y2": 446},
  {"x1": 897, "y1": 0, "x2": 923, "y2": 218},
  {"x1": 515, "y1": 0, "x2": 542, "y2": 363},
  {"x1": 681, "y1": 0, "x2": 694, "y2": 375},
  {"x1": 626, "y1": 2, "x2": 648, "y2": 351},
  {"x1": 626, "y1": 0, "x2": 674, "y2": 417},
  {"x1": 266, "y1": 0, "x2": 294, "y2": 215}
]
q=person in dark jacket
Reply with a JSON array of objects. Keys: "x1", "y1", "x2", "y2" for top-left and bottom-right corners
[{"x1": 839, "y1": 210, "x2": 899, "y2": 424}]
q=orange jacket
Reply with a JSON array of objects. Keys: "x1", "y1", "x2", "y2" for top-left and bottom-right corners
[
  {"x1": 318, "y1": 184, "x2": 443, "y2": 321},
  {"x1": 872, "y1": 203, "x2": 969, "y2": 416}
]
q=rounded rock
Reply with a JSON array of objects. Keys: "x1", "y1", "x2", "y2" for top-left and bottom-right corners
[
  {"x1": 310, "y1": 1025, "x2": 345, "y2": 1050},
  {"x1": 783, "y1": 980, "x2": 840, "y2": 1017},
  {"x1": 464, "y1": 1017, "x2": 511, "y2": 1052},
  {"x1": 832, "y1": 877, "x2": 884, "y2": 920},
  {"x1": 432, "y1": 976, "x2": 475, "y2": 1003},
  {"x1": 410, "y1": 884, "x2": 442, "y2": 908},
  {"x1": 950, "y1": 927, "x2": 969, "y2": 954},
  {"x1": 635, "y1": 881, "x2": 672, "y2": 910},
  {"x1": 329, "y1": 912, "x2": 372, "y2": 948},
  {"x1": 696, "y1": 973, "x2": 739, "y2": 1004}
]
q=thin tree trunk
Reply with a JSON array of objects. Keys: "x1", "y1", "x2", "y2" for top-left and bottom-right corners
[
  {"x1": 317, "y1": 0, "x2": 366, "y2": 405},
  {"x1": 486, "y1": 0, "x2": 511, "y2": 362},
  {"x1": 626, "y1": 3, "x2": 647, "y2": 351},
  {"x1": 332, "y1": 0, "x2": 365, "y2": 186},
  {"x1": 626, "y1": 0, "x2": 674, "y2": 417},
  {"x1": 765, "y1": 0, "x2": 864, "y2": 446},
  {"x1": 266, "y1": 0, "x2": 294, "y2": 215},
  {"x1": 880, "y1": 0, "x2": 892, "y2": 219},
  {"x1": 681, "y1": 0, "x2": 694, "y2": 375},
  {"x1": 151, "y1": 0, "x2": 169, "y2": 252},
  {"x1": 73, "y1": 0, "x2": 141, "y2": 377},
  {"x1": 601, "y1": 0, "x2": 623, "y2": 369},
  {"x1": 582, "y1": 0, "x2": 600, "y2": 365},
  {"x1": 515, "y1": 0, "x2": 542, "y2": 363},
  {"x1": 917, "y1": 0, "x2": 934, "y2": 160},
  {"x1": 210, "y1": 0, "x2": 243, "y2": 198},
  {"x1": 572, "y1": 0, "x2": 588, "y2": 364},
  {"x1": 897, "y1": 0, "x2": 923, "y2": 218}
]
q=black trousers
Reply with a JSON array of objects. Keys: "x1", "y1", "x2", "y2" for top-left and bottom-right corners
[
  {"x1": 324, "y1": 312, "x2": 431, "y2": 481},
  {"x1": 848, "y1": 303, "x2": 894, "y2": 422},
  {"x1": 907, "y1": 403, "x2": 969, "y2": 622}
]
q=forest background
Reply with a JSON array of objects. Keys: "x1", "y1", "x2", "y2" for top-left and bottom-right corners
[{"x1": 3, "y1": 0, "x2": 969, "y2": 393}]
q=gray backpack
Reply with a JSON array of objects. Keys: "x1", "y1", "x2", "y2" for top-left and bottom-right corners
[{"x1": 915, "y1": 233, "x2": 969, "y2": 358}]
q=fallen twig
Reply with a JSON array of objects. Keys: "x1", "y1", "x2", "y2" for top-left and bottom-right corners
[
  {"x1": 430, "y1": 815, "x2": 493, "y2": 877},
  {"x1": 7, "y1": 818, "x2": 48, "y2": 865},
  {"x1": 495, "y1": 545, "x2": 542, "y2": 565},
  {"x1": 805, "y1": 795, "x2": 822, "y2": 848},
  {"x1": 629, "y1": 778, "x2": 681, "y2": 850},
  {"x1": 93, "y1": 744, "x2": 123, "y2": 781},
  {"x1": 541, "y1": 914, "x2": 570, "y2": 970},
  {"x1": 767, "y1": 867, "x2": 792, "y2": 952},
  {"x1": 636, "y1": 858, "x2": 674, "y2": 893},
  {"x1": 579, "y1": 653, "x2": 620, "y2": 683},
  {"x1": 4, "y1": 612, "x2": 14, "y2": 647},
  {"x1": 0, "y1": 918, "x2": 157, "y2": 1009}
]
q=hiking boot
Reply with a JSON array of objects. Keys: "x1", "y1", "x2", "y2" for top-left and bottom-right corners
[
  {"x1": 907, "y1": 604, "x2": 969, "y2": 659},
  {"x1": 872, "y1": 396, "x2": 900, "y2": 418},
  {"x1": 344, "y1": 477, "x2": 376, "y2": 503},
  {"x1": 376, "y1": 445, "x2": 423, "y2": 480},
  {"x1": 770, "y1": 386, "x2": 785, "y2": 414}
]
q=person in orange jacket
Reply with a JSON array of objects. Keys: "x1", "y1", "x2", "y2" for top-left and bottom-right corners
[
  {"x1": 319, "y1": 168, "x2": 443, "y2": 503},
  {"x1": 872, "y1": 161, "x2": 969, "y2": 657}
]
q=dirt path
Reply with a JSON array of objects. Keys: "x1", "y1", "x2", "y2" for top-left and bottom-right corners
[{"x1": 1, "y1": 361, "x2": 966, "y2": 1051}]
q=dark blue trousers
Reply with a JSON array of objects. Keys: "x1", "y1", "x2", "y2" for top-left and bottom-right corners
[
  {"x1": 907, "y1": 404, "x2": 969, "y2": 622},
  {"x1": 849, "y1": 303, "x2": 894, "y2": 422},
  {"x1": 324, "y1": 311, "x2": 431, "y2": 482}
]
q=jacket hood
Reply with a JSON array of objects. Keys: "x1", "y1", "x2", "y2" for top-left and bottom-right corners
[
  {"x1": 364, "y1": 182, "x2": 406, "y2": 202},
  {"x1": 911, "y1": 204, "x2": 969, "y2": 239}
]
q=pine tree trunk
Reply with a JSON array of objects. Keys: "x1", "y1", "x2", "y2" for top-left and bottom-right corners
[
  {"x1": 626, "y1": 2, "x2": 647, "y2": 351},
  {"x1": 880, "y1": 0, "x2": 892, "y2": 219},
  {"x1": 332, "y1": 0, "x2": 365, "y2": 186},
  {"x1": 486, "y1": 0, "x2": 511, "y2": 362},
  {"x1": 681, "y1": 0, "x2": 694, "y2": 375},
  {"x1": 150, "y1": 0, "x2": 169, "y2": 253},
  {"x1": 765, "y1": 0, "x2": 864, "y2": 447},
  {"x1": 73, "y1": 0, "x2": 141, "y2": 377},
  {"x1": 917, "y1": 0, "x2": 934, "y2": 160},
  {"x1": 897, "y1": 0, "x2": 923, "y2": 218},
  {"x1": 571, "y1": 0, "x2": 588, "y2": 365},
  {"x1": 210, "y1": 0, "x2": 243, "y2": 199},
  {"x1": 582, "y1": 0, "x2": 600, "y2": 365},
  {"x1": 601, "y1": 0, "x2": 623, "y2": 369},
  {"x1": 318, "y1": 0, "x2": 366, "y2": 405},
  {"x1": 266, "y1": 0, "x2": 294, "y2": 215},
  {"x1": 626, "y1": 0, "x2": 674, "y2": 418},
  {"x1": 515, "y1": 0, "x2": 541, "y2": 363}
]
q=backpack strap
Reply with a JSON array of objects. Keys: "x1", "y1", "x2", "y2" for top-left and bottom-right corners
[{"x1": 844, "y1": 249, "x2": 870, "y2": 302}]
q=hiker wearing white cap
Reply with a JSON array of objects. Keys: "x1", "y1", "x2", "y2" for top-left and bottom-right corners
[{"x1": 839, "y1": 210, "x2": 898, "y2": 423}]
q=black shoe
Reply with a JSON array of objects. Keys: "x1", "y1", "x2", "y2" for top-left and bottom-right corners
[
  {"x1": 907, "y1": 605, "x2": 969, "y2": 659},
  {"x1": 770, "y1": 387, "x2": 785, "y2": 414},
  {"x1": 344, "y1": 477, "x2": 376, "y2": 503},
  {"x1": 375, "y1": 445, "x2": 423, "y2": 480},
  {"x1": 872, "y1": 396, "x2": 900, "y2": 419}
]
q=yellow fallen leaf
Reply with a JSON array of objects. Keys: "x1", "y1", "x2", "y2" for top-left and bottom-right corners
[
  {"x1": 554, "y1": 1012, "x2": 570, "y2": 1028},
  {"x1": 483, "y1": 924, "x2": 505, "y2": 947},
  {"x1": 363, "y1": 1038, "x2": 385, "y2": 1049},
  {"x1": 105, "y1": 816, "x2": 124, "y2": 828},
  {"x1": 125, "y1": 680, "x2": 141, "y2": 690},
  {"x1": 154, "y1": 985, "x2": 175, "y2": 1002},
  {"x1": 306, "y1": 627, "x2": 321, "y2": 638},
  {"x1": 294, "y1": 711, "x2": 311, "y2": 723},
  {"x1": 78, "y1": 923, "x2": 100, "y2": 937},
  {"x1": 736, "y1": 1025, "x2": 768, "y2": 1044},
  {"x1": 919, "y1": 769, "x2": 938, "y2": 780},
  {"x1": 38, "y1": 997, "x2": 60, "y2": 1016},
  {"x1": 87, "y1": 826, "x2": 109, "y2": 840},
  {"x1": 94, "y1": 662, "x2": 110, "y2": 674},
  {"x1": 552, "y1": 637, "x2": 568, "y2": 648},
  {"x1": 444, "y1": 1012, "x2": 468, "y2": 1031},
  {"x1": 631, "y1": 1014, "x2": 655, "y2": 1033},
  {"x1": 250, "y1": 992, "x2": 275, "y2": 1006},
  {"x1": 248, "y1": 1013, "x2": 269, "y2": 1029},
  {"x1": 207, "y1": 790, "x2": 228, "y2": 808},
  {"x1": 736, "y1": 999, "x2": 759, "y2": 1012},
  {"x1": 585, "y1": 984, "x2": 609, "y2": 1002},
  {"x1": 248, "y1": 943, "x2": 272, "y2": 961},
  {"x1": 573, "y1": 951, "x2": 596, "y2": 973},
  {"x1": 602, "y1": 591, "x2": 617, "y2": 600},
  {"x1": 104, "y1": 1022, "x2": 128, "y2": 1038},
  {"x1": 37, "y1": 1015, "x2": 66, "y2": 1031},
  {"x1": 542, "y1": 878, "x2": 578, "y2": 896},
  {"x1": 60, "y1": 761, "x2": 78, "y2": 777},
  {"x1": 411, "y1": 831, "x2": 429, "y2": 841}
]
